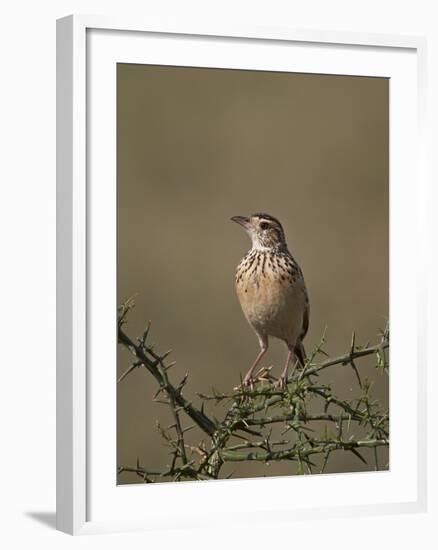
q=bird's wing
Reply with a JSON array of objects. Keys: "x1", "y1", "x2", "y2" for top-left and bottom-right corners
[{"x1": 300, "y1": 294, "x2": 310, "y2": 340}]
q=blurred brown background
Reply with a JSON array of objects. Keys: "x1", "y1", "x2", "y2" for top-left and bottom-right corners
[{"x1": 117, "y1": 64, "x2": 389, "y2": 483}]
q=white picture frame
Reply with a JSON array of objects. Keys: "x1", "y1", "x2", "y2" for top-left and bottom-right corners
[{"x1": 56, "y1": 14, "x2": 428, "y2": 535}]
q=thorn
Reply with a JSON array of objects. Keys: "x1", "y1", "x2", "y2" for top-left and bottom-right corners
[
  {"x1": 160, "y1": 349, "x2": 173, "y2": 361},
  {"x1": 177, "y1": 373, "x2": 189, "y2": 391},
  {"x1": 350, "y1": 447, "x2": 368, "y2": 465},
  {"x1": 182, "y1": 425, "x2": 195, "y2": 433},
  {"x1": 350, "y1": 331, "x2": 356, "y2": 353},
  {"x1": 117, "y1": 361, "x2": 140, "y2": 383},
  {"x1": 153, "y1": 386, "x2": 165, "y2": 399},
  {"x1": 153, "y1": 398, "x2": 170, "y2": 405}
]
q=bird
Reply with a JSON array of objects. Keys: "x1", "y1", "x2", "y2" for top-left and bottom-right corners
[{"x1": 231, "y1": 213, "x2": 309, "y2": 389}]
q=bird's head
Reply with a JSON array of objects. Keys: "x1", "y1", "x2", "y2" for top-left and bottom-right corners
[{"x1": 231, "y1": 213, "x2": 287, "y2": 251}]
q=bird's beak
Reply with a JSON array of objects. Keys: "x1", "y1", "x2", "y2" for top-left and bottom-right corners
[{"x1": 231, "y1": 215, "x2": 251, "y2": 229}]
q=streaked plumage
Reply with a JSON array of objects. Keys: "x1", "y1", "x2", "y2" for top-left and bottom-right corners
[{"x1": 231, "y1": 213, "x2": 309, "y2": 388}]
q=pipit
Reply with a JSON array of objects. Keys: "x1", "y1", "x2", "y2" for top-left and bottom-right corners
[{"x1": 231, "y1": 213, "x2": 309, "y2": 389}]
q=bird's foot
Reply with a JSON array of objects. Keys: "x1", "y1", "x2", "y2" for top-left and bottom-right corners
[
  {"x1": 235, "y1": 365, "x2": 274, "y2": 392},
  {"x1": 275, "y1": 374, "x2": 289, "y2": 390},
  {"x1": 242, "y1": 374, "x2": 256, "y2": 391}
]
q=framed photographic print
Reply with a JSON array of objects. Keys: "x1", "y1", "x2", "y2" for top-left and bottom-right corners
[{"x1": 56, "y1": 15, "x2": 427, "y2": 535}]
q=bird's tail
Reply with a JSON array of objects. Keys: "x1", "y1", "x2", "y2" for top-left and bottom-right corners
[{"x1": 294, "y1": 341, "x2": 307, "y2": 368}]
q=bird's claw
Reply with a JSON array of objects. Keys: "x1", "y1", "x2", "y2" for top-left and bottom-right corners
[
  {"x1": 275, "y1": 375, "x2": 288, "y2": 390},
  {"x1": 242, "y1": 375, "x2": 256, "y2": 391}
]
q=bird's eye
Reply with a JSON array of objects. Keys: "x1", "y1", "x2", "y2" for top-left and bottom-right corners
[{"x1": 260, "y1": 222, "x2": 270, "y2": 230}]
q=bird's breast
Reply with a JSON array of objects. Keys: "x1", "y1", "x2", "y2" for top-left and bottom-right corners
[{"x1": 235, "y1": 250, "x2": 307, "y2": 339}]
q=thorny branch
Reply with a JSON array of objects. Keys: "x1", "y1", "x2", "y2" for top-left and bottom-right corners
[{"x1": 117, "y1": 299, "x2": 389, "y2": 482}]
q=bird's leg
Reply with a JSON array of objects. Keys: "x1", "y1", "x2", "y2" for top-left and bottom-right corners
[
  {"x1": 276, "y1": 349, "x2": 295, "y2": 389},
  {"x1": 242, "y1": 345, "x2": 267, "y2": 390}
]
